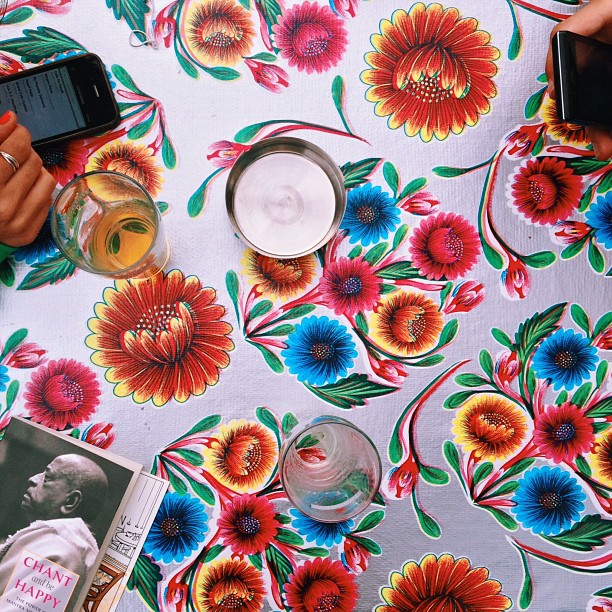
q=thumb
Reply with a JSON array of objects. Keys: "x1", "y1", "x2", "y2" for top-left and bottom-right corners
[
  {"x1": 552, "y1": 3, "x2": 606, "y2": 40},
  {"x1": 0, "y1": 110, "x2": 18, "y2": 144}
]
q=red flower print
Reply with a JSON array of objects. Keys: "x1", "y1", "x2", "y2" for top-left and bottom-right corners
[
  {"x1": 595, "y1": 325, "x2": 612, "y2": 350},
  {"x1": 534, "y1": 402, "x2": 595, "y2": 464},
  {"x1": 502, "y1": 254, "x2": 530, "y2": 300},
  {"x1": 273, "y1": 2, "x2": 348, "y2": 74},
  {"x1": 3, "y1": 342, "x2": 46, "y2": 369},
  {"x1": 442, "y1": 280, "x2": 485, "y2": 314},
  {"x1": 39, "y1": 139, "x2": 90, "y2": 186},
  {"x1": 207, "y1": 140, "x2": 252, "y2": 168},
  {"x1": 399, "y1": 191, "x2": 439, "y2": 215},
  {"x1": 386, "y1": 454, "x2": 419, "y2": 499},
  {"x1": 24, "y1": 0, "x2": 71, "y2": 14},
  {"x1": 509, "y1": 157, "x2": 583, "y2": 225},
  {"x1": 285, "y1": 557, "x2": 358, "y2": 612},
  {"x1": 505, "y1": 124, "x2": 545, "y2": 159},
  {"x1": 409, "y1": 212, "x2": 480, "y2": 280},
  {"x1": 493, "y1": 350, "x2": 520, "y2": 388},
  {"x1": 24, "y1": 359, "x2": 101, "y2": 430},
  {"x1": 377, "y1": 554, "x2": 511, "y2": 611},
  {"x1": 194, "y1": 558, "x2": 265, "y2": 612},
  {"x1": 368, "y1": 354, "x2": 407, "y2": 384},
  {"x1": 86, "y1": 270, "x2": 234, "y2": 406},
  {"x1": 331, "y1": 0, "x2": 358, "y2": 18},
  {"x1": 589, "y1": 597, "x2": 612, "y2": 612},
  {"x1": 319, "y1": 256, "x2": 381, "y2": 316},
  {"x1": 341, "y1": 538, "x2": 371, "y2": 574},
  {"x1": 82, "y1": 422, "x2": 116, "y2": 449},
  {"x1": 244, "y1": 59, "x2": 290, "y2": 92},
  {"x1": 553, "y1": 220, "x2": 592, "y2": 245},
  {"x1": 217, "y1": 493, "x2": 280, "y2": 555},
  {"x1": 361, "y1": 3, "x2": 499, "y2": 142},
  {"x1": 154, "y1": 2, "x2": 178, "y2": 48}
]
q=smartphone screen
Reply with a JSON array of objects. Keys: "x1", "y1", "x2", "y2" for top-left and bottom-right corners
[
  {"x1": 554, "y1": 31, "x2": 612, "y2": 127},
  {"x1": 0, "y1": 65, "x2": 86, "y2": 142},
  {"x1": 0, "y1": 54, "x2": 119, "y2": 147}
]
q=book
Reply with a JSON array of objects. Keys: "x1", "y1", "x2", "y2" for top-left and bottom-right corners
[
  {"x1": 83, "y1": 472, "x2": 168, "y2": 612},
  {"x1": 0, "y1": 417, "x2": 142, "y2": 612}
]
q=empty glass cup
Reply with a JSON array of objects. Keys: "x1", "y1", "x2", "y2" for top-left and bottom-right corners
[
  {"x1": 51, "y1": 171, "x2": 169, "y2": 279},
  {"x1": 280, "y1": 416, "x2": 382, "y2": 523}
]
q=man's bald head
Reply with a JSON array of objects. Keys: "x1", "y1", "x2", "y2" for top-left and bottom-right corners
[{"x1": 22, "y1": 454, "x2": 108, "y2": 524}]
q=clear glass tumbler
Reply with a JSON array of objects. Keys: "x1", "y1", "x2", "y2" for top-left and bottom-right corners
[
  {"x1": 51, "y1": 171, "x2": 169, "y2": 279},
  {"x1": 280, "y1": 416, "x2": 382, "y2": 523}
]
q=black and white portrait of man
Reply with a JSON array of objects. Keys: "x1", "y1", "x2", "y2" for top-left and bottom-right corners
[{"x1": 0, "y1": 418, "x2": 140, "y2": 612}]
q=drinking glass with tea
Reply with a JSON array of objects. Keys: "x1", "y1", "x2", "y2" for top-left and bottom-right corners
[{"x1": 51, "y1": 171, "x2": 169, "y2": 279}]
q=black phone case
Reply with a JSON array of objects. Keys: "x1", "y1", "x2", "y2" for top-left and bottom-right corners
[{"x1": 0, "y1": 53, "x2": 120, "y2": 149}]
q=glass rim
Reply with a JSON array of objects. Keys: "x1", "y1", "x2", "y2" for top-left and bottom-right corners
[
  {"x1": 50, "y1": 170, "x2": 162, "y2": 277},
  {"x1": 279, "y1": 415, "x2": 383, "y2": 523}
]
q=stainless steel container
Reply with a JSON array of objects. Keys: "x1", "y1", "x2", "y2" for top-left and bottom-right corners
[{"x1": 225, "y1": 137, "x2": 346, "y2": 259}]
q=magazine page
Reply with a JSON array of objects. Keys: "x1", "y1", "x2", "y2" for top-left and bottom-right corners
[
  {"x1": 0, "y1": 417, "x2": 142, "y2": 612},
  {"x1": 83, "y1": 472, "x2": 168, "y2": 612}
]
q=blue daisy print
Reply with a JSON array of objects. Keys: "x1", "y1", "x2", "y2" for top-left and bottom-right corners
[
  {"x1": 281, "y1": 316, "x2": 358, "y2": 386},
  {"x1": 290, "y1": 509, "x2": 354, "y2": 546},
  {"x1": 13, "y1": 213, "x2": 57, "y2": 265},
  {"x1": 341, "y1": 183, "x2": 401, "y2": 246},
  {"x1": 0, "y1": 366, "x2": 9, "y2": 392},
  {"x1": 512, "y1": 466, "x2": 585, "y2": 535},
  {"x1": 586, "y1": 192, "x2": 612, "y2": 249},
  {"x1": 143, "y1": 492, "x2": 208, "y2": 563},
  {"x1": 531, "y1": 328, "x2": 598, "y2": 391}
]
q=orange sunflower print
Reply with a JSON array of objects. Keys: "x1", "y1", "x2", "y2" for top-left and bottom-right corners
[
  {"x1": 376, "y1": 553, "x2": 512, "y2": 611},
  {"x1": 194, "y1": 558, "x2": 265, "y2": 612},
  {"x1": 203, "y1": 420, "x2": 277, "y2": 491},
  {"x1": 86, "y1": 140, "x2": 163, "y2": 198},
  {"x1": 181, "y1": 0, "x2": 256, "y2": 67},
  {"x1": 242, "y1": 249, "x2": 317, "y2": 299},
  {"x1": 590, "y1": 429, "x2": 612, "y2": 487},
  {"x1": 371, "y1": 292, "x2": 444, "y2": 356},
  {"x1": 361, "y1": 3, "x2": 500, "y2": 142},
  {"x1": 540, "y1": 97, "x2": 590, "y2": 147},
  {"x1": 86, "y1": 270, "x2": 234, "y2": 406},
  {"x1": 452, "y1": 394, "x2": 528, "y2": 460}
]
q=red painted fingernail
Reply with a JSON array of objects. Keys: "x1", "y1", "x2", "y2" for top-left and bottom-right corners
[{"x1": 0, "y1": 111, "x2": 12, "y2": 124}]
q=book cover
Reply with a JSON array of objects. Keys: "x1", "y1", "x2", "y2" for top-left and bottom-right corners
[
  {"x1": 83, "y1": 472, "x2": 168, "y2": 612},
  {"x1": 0, "y1": 417, "x2": 142, "y2": 612}
]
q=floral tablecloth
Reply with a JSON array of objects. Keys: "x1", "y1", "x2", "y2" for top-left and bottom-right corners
[{"x1": 0, "y1": 0, "x2": 611, "y2": 610}]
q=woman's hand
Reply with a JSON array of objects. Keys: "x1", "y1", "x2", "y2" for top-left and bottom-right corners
[
  {"x1": 0, "y1": 110, "x2": 56, "y2": 247},
  {"x1": 545, "y1": 0, "x2": 612, "y2": 160}
]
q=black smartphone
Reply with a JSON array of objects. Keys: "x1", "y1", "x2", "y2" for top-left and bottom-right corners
[
  {"x1": 0, "y1": 53, "x2": 120, "y2": 148},
  {"x1": 552, "y1": 31, "x2": 612, "y2": 128}
]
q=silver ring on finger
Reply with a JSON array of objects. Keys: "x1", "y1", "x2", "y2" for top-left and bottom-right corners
[{"x1": 0, "y1": 150, "x2": 19, "y2": 174}]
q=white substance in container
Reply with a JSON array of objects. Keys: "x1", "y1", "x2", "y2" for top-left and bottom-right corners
[{"x1": 231, "y1": 151, "x2": 338, "y2": 257}]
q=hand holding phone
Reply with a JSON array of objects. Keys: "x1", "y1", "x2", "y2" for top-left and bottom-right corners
[
  {"x1": 0, "y1": 111, "x2": 56, "y2": 247},
  {"x1": 0, "y1": 53, "x2": 120, "y2": 149},
  {"x1": 552, "y1": 31, "x2": 612, "y2": 128},
  {"x1": 545, "y1": 0, "x2": 612, "y2": 159}
]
